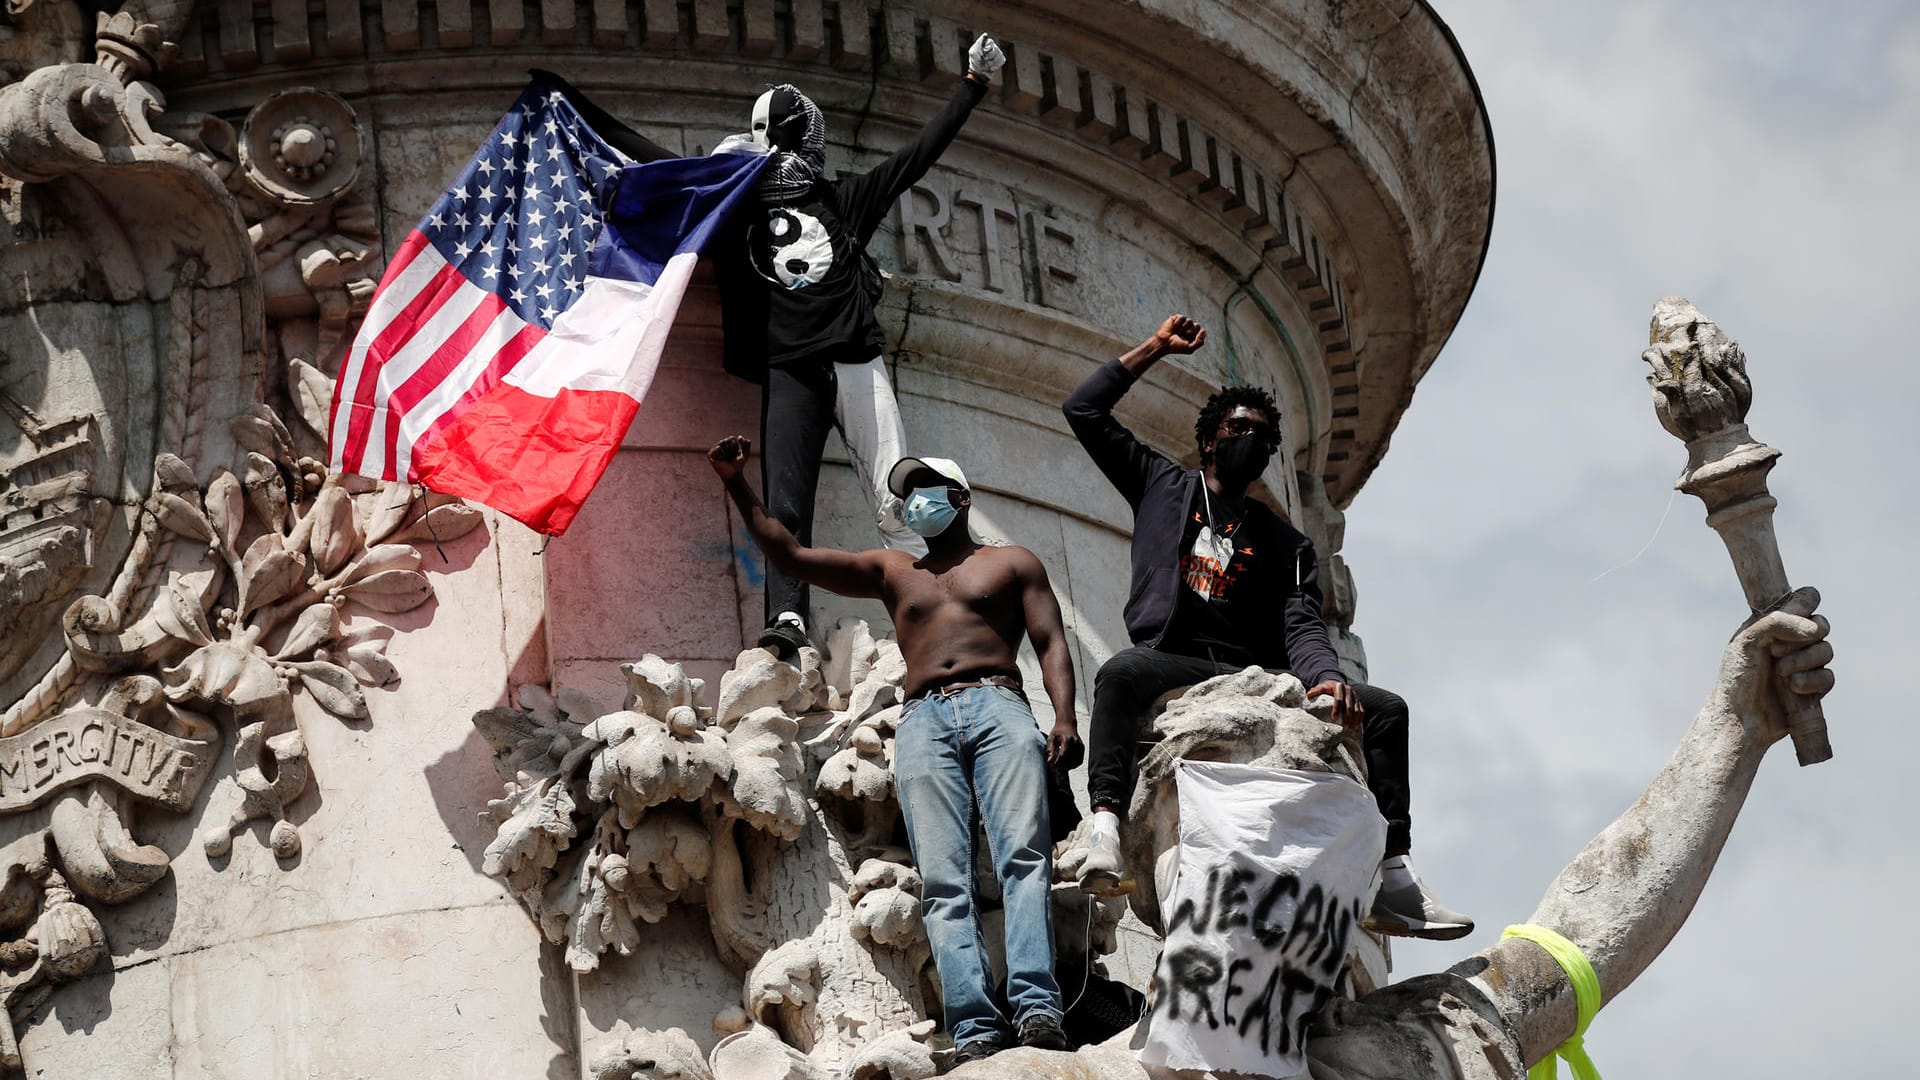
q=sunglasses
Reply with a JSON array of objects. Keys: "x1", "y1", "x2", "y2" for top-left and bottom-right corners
[{"x1": 1218, "y1": 416, "x2": 1278, "y2": 440}]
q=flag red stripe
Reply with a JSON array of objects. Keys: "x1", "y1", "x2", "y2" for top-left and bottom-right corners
[
  {"x1": 333, "y1": 231, "x2": 435, "y2": 471},
  {"x1": 343, "y1": 256, "x2": 471, "y2": 474},
  {"x1": 379, "y1": 289, "x2": 511, "y2": 475},
  {"x1": 406, "y1": 322, "x2": 546, "y2": 471}
]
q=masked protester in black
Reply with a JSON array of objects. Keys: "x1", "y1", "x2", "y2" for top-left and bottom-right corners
[
  {"x1": 535, "y1": 38, "x2": 1007, "y2": 658},
  {"x1": 714, "y1": 37, "x2": 1007, "y2": 658},
  {"x1": 1061, "y1": 314, "x2": 1476, "y2": 942}
]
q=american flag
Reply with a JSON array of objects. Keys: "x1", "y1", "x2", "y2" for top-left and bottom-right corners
[{"x1": 330, "y1": 77, "x2": 767, "y2": 535}]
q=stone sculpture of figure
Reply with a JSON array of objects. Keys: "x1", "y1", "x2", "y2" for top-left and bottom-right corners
[
  {"x1": 966, "y1": 586, "x2": 1835, "y2": 1079},
  {"x1": 1062, "y1": 315, "x2": 1473, "y2": 940}
]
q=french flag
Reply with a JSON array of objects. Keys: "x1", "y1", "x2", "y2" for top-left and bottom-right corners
[{"x1": 329, "y1": 78, "x2": 767, "y2": 535}]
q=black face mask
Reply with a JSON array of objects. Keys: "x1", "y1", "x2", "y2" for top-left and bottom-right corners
[{"x1": 1212, "y1": 433, "x2": 1273, "y2": 487}]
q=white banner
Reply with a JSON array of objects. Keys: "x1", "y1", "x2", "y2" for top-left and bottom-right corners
[{"x1": 1135, "y1": 760, "x2": 1385, "y2": 1077}]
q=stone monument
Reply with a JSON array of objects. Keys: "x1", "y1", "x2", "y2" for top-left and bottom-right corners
[{"x1": 0, "y1": 1, "x2": 1547, "y2": 1075}]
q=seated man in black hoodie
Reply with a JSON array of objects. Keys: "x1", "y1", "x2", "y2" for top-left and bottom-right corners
[{"x1": 1062, "y1": 315, "x2": 1474, "y2": 941}]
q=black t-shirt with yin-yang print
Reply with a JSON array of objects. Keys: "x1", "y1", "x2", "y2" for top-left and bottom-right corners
[{"x1": 717, "y1": 76, "x2": 988, "y2": 378}]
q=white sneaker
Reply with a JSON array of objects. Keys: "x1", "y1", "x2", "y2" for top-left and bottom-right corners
[
  {"x1": 1077, "y1": 812, "x2": 1124, "y2": 894},
  {"x1": 1363, "y1": 855, "x2": 1474, "y2": 941}
]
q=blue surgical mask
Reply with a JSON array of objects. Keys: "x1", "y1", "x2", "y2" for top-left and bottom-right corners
[{"x1": 901, "y1": 486, "x2": 959, "y2": 537}]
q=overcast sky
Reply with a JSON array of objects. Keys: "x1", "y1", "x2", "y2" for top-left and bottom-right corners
[{"x1": 1342, "y1": 2, "x2": 1915, "y2": 1073}]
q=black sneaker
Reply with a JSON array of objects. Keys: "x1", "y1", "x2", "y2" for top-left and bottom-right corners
[
  {"x1": 948, "y1": 1036, "x2": 1009, "y2": 1069},
  {"x1": 1017, "y1": 1012, "x2": 1068, "y2": 1051},
  {"x1": 756, "y1": 613, "x2": 808, "y2": 658}
]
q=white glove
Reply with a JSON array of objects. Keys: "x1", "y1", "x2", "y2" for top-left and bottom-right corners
[{"x1": 968, "y1": 33, "x2": 1006, "y2": 79}]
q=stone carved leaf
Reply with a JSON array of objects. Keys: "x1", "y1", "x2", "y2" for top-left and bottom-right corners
[
  {"x1": 837, "y1": 641, "x2": 908, "y2": 728},
  {"x1": 203, "y1": 469, "x2": 245, "y2": 556},
  {"x1": 620, "y1": 655, "x2": 706, "y2": 720},
  {"x1": 716, "y1": 650, "x2": 802, "y2": 728},
  {"x1": 306, "y1": 485, "x2": 360, "y2": 575},
  {"x1": 584, "y1": 711, "x2": 731, "y2": 829},
  {"x1": 361, "y1": 482, "x2": 419, "y2": 547},
  {"x1": 783, "y1": 646, "x2": 827, "y2": 715},
  {"x1": 745, "y1": 937, "x2": 820, "y2": 1016},
  {"x1": 289, "y1": 660, "x2": 369, "y2": 721},
  {"x1": 155, "y1": 578, "x2": 214, "y2": 647},
  {"x1": 481, "y1": 773, "x2": 578, "y2": 896},
  {"x1": 816, "y1": 725, "x2": 892, "y2": 803},
  {"x1": 155, "y1": 492, "x2": 215, "y2": 543},
  {"x1": 243, "y1": 452, "x2": 289, "y2": 534},
  {"x1": 387, "y1": 501, "x2": 483, "y2": 545},
  {"x1": 153, "y1": 452, "x2": 199, "y2": 494},
  {"x1": 476, "y1": 697, "x2": 585, "y2": 779},
  {"x1": 287, "y1": 357, "x2": 336, "y2": 442},
  {"x1": 843, "y1": 1020, "x2": 938, "y2": 1080},
  {"x1": 162, "y1": 642, "x2": 283, "y2": 712},
  {"x1": 338, "y1": 568, "x2": 433, "y2": 613},
  {"x1": 231, "y1": 403, "x2": 296, "y2": 467},
  {"x1": 848, "y1": 859, "x2": 923, "y2": 947},
  {"x1": 343, "y1": 637, "x2": 397, "y2": 688},
  {"x1": 343, "y1": 544, "x2": 422, "y2": 584},
  {"x1": 273, "y1": 601, "x2": 338, "y2": 661},
  {"x1": 850, "y1": 886, "x2": 923, "y2": 947},
  {"x1": 239, "y1": 534, "x2": 306, "y2": 616},
  {"x1": 716, "y1": 706, "x2": 806, "y2": 840},
  {"x1": 624, "y1": 807, "x2": 712, "y2": 896},
  {"x1": 588, "y1": 1029, "x2": 714, "y2": 1080},
  {"x1": 822, "y1": 618, "x2": 879, "y2": 701},
  {"x1": 567, "y1": 832, "x2": 644, "y2": 972}
]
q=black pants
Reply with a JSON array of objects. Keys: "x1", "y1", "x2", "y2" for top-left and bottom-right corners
[
  {"x1": 758, "y1": 360, "x2": 839, "y2": 625},
  {"x1": 1086, "y1": 645, "x2": 1414, "y2": 856}
]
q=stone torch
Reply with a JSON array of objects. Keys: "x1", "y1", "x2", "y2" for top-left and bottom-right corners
[{"x1": 1643, "y1": 296, "x2": 1831, "y2": 764}]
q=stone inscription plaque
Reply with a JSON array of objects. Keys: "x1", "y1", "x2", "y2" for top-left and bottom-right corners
[{"x1": 0, "y1": 708, "x2": 216, "y2": 812}]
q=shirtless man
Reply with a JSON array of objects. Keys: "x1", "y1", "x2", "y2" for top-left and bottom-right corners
[{"x1": 708, "y1": 435, "x2": 1079, "y2": 1064}]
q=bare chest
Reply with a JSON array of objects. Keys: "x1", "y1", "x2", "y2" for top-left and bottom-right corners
[{"x1": 887, "y1": 558, "x2": 1019, "y2": 625}]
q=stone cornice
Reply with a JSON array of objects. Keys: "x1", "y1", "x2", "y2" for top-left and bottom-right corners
[{"x1": 161, "y1": 0, "x2": 1491, "y2": 507}]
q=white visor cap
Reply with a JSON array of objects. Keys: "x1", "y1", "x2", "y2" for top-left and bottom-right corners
[{"x1": 886, "y1": 456, "x2": 970, "y2": 497}]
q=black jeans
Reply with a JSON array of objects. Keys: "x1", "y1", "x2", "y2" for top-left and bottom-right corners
[
  {"x1": 758, "y1": 360, "x2": 839, "y2": 625},
  {"x1": 1086, "y1": 645, "x2": 1414, "y2": 856}
]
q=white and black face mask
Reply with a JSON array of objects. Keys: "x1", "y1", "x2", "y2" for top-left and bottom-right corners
[
  {"x1": 751, "y1": 89, "x2": 775, "y2": 149},
  {"x1": 750, "y1": 84, "x2": 826, "y2": 203}
]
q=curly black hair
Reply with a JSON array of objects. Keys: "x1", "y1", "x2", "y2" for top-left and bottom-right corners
[{"x1": 1194, "y1": 385, "x2": 1283, "y2": 464}]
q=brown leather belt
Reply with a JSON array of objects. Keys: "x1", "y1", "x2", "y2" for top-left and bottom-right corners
[{"x1": 907, "y1": 673, "x2": 1024, "y2": 702}]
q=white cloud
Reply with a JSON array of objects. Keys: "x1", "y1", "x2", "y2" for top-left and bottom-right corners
[{"x1": 1344, "y1": 2, "x2": 1914, "y2": 1073}]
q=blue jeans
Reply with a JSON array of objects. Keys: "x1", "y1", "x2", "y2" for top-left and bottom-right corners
[{"x1": 893, "y1": 685, "x2": 1062, "y2": 1045}]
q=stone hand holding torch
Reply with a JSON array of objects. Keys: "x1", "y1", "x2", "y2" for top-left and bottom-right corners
[{"x1": 1644, "y1": 296, "x2": 1832, "y2": 764}]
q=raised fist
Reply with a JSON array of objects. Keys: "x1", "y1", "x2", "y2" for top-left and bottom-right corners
[
  {"x1": 968, "y1": 33, "x2": 1006, "y2": 79},
  {"x1": 1153, "y1": 314, "x2": 1207, "y2": 355},
  {"x1": 708, "y1": 435, "x2": 753, "y2": 482}
]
